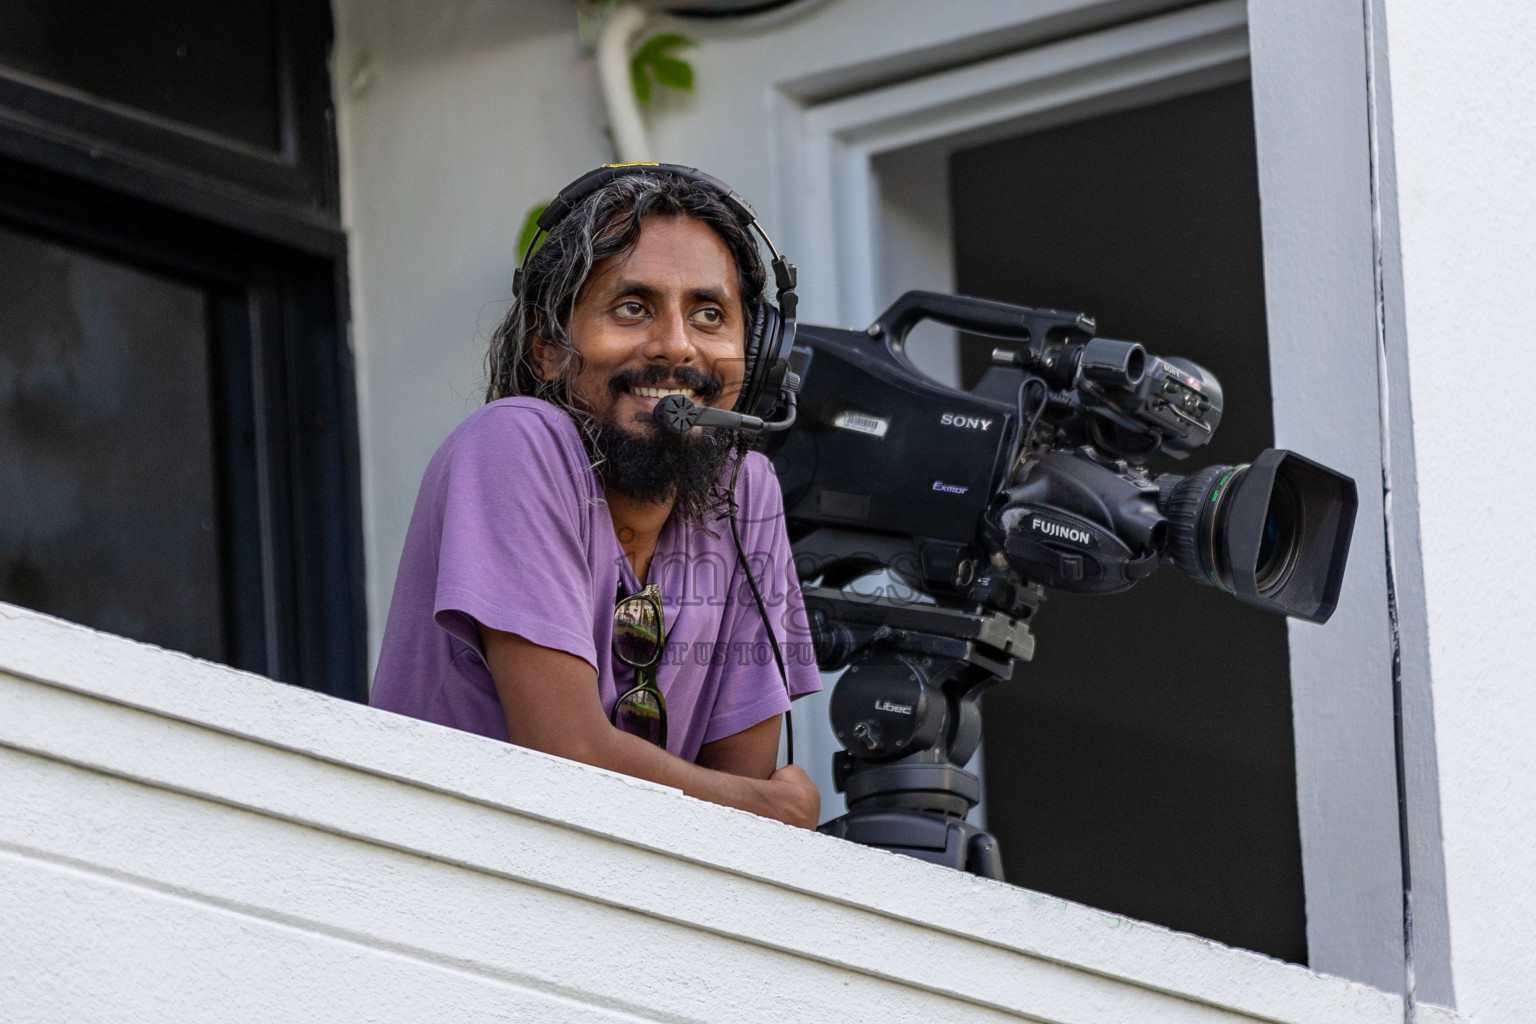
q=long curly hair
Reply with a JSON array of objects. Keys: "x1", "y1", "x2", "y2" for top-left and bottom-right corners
[{"x1": 483, "y1": 171, "x2": 770, "y2": 520}]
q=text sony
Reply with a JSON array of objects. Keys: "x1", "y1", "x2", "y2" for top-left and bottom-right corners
[{"x1": 940, "y1": 413, "x2": 993, "y2": 430}]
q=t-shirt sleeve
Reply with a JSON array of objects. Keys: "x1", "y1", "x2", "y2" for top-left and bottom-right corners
[
  {"x1": 430, "y1": 406, "x2": 602, "y2": 670},
  {"x1": 702, "y1": 455, "x2": 822, "y2": 745}
]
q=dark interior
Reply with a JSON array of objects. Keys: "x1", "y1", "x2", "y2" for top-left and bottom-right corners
[{"x1": 950, "y1": 80, "x2": 1307, "y2": 964}]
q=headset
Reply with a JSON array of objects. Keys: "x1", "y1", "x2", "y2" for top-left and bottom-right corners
[
  {"x1": 512, "y1": 162, "x2": 800, "y2": 425},
  {"x1": 513, "y1": 163, "x2": 803, "y2": 761}
]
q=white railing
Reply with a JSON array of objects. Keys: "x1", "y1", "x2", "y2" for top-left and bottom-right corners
[{"x1": 0, "y1": 602, "x2": 1456, "y2": 1024}]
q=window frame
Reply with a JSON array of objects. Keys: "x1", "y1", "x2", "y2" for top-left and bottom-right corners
[
  {"x1": 0, "y1": 0, "x2": 366, "y2": 700},
  {"x1": 0, "y1": 0, "x2": 341, "y2": 257}
]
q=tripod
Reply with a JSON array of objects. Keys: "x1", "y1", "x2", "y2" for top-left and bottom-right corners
[{"x1": 804, "y1": 586, "x2": 1036, "y2": 880}]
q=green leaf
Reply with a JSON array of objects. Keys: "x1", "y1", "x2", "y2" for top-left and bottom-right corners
[
  {"x1": 517, "y1": 201, "x2": 551, "y2": 265},
  {"x1": 635, "y1": 33, "x2": 692, "y2": 64},
  {"x1": 652, "y1": 56, "x2": 693, "y2": 91},
  {"x1": 630, "y1": 32, "x2": 695, "y2": 107}
]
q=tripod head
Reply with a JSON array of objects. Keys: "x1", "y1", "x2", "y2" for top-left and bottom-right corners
[{"x1": 805, "y1": 586, "x2": 1037, "y2": 877}]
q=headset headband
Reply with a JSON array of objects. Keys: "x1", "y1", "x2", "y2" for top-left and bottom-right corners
[{"x1": 516, "y1": 163, "x2": 796, "y2": 310}]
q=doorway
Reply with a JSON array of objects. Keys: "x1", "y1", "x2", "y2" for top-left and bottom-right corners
[{"x1": 951, "y1": 81, "x2": 1305, "y2": 963}]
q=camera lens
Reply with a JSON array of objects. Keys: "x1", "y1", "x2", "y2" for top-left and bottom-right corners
[
  {"x1": 1254, "y1": 477, "x2": 1302, "y2": 596},
  {"x1": 1162, "y1": 464, "x2": 1303, "y2": 595},
  {"x1": 1158, "y1": 449, "x2": 1358, "y2": 623},
  {"x1": 1160, "y1": 463, "x2": 1241, "y2": 591}
]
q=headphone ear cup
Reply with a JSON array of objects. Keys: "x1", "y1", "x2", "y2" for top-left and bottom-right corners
[{"x1": 737, "y1": 303, "x2": 771, "y2": 413}]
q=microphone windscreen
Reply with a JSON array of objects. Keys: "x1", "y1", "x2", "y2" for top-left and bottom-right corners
[{"x1": 653, "y1": 394, "x2": 699, "y2": 434}]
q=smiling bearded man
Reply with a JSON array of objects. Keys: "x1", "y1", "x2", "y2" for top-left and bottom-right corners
[
  {"x1": 370, "y1": 167, "x2": 822, "y2": 829},
  {"x1": 592, "y1": 360, "x2": 732, "y2": 511}
]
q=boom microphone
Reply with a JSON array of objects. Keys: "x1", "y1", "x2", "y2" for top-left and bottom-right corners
[{"x1": 653, "y1": 392, "x2": 797, "y2": 435}]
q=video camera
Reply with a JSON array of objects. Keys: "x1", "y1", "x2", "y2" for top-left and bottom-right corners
[{"x1": 765, "y1": 290, "x2": 1358, "y2": 877}]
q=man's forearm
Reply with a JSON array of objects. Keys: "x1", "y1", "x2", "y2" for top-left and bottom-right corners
[
  {"x1": 553, "y1": 726, "x2": 818, "y2": 828},
  {"x1": 478, "y1": 624, "x2": 819, "y2": 829}
]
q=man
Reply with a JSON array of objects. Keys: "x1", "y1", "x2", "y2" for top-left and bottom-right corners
[{"x1": 371, "y1": 167, "x2": 822, "y2": 829}]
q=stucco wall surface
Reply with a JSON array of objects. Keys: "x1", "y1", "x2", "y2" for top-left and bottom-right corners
[
  {"x1": 0, "y1": 601, "x2": 1458, "y2": 1024},
  {"x1": 1382, "y1": 0, "x2": 1536, "y2": 1020},
  {"x1": 330, "y1": 0, "x2": 608, "y2": 668}
]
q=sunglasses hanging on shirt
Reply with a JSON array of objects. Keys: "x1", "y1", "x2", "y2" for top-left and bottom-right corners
[{"x1": 611, "y1": 582, "x2": 667, "y2": 749}]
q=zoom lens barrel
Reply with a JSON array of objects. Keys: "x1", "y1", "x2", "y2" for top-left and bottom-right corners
[{"x1": 1157, "y1": 449, "x2": 1358, "y2": 623}]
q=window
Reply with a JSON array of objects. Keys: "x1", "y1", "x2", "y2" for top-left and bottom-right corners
[{"x1": 0, "y1": 0, "x2": 364, "y2": 698}]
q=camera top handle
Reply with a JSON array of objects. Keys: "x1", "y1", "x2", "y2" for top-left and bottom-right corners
[{"x1": 867, "y1": 290, "x2": 1095, "y2": 352}]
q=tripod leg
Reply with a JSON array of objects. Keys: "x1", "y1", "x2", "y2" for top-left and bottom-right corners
[
  {"x1": 964, "y1": 827, "x2": 1005, "y2": 881},
  {"x1": 824, "y1": 811, "x2": 1007, "y2": 881}
]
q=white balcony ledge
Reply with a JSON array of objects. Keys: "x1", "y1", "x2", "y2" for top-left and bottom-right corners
[{"x1": 0, "y1": 601, "x2": 1458, "y2": 1024}]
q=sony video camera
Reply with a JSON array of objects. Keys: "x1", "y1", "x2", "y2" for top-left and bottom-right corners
[
  {"x1": 765, "y1": 290, "x2": 1357, "y2": 877},
  {"x1": 772, "y1": 290, "x2": 1355, "y2": 621}
]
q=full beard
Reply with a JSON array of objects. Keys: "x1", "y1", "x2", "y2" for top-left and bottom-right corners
[{"x1": 587, "y1": 364, "x2": 738, "y2": 517}]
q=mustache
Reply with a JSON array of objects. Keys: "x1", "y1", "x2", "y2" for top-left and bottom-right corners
[{"x1": 607, "y1": 364, "x2": 726, "y2": 404}]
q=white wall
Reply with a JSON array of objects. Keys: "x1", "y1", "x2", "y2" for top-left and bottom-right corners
[
  {"x1": 331, "y1": 0, "x2": 611, "y2": 663},
  {"x1": 872, "y1": 142, "x2": 960, "y2": 388},
  {"x1": 1245, "y1": 0, "x2": 1441, "y2": 997},
  {"x1": 0, "y1": 602, "x2": 1460, "y2": 1024},
  {"x1": 1382, "y1": 1, "x2": 1536, "y2": 1020}
]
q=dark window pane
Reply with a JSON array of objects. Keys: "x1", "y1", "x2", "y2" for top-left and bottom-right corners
[
  {"x1": 954, "y1": 82, "x2": 1305, "y2": 963},
  {"x1": 0, "y1": 223, "x2": 224, "y2": 661},
  {"x1": 0, "y1": 1, "x2": 279, "y2": 151}
]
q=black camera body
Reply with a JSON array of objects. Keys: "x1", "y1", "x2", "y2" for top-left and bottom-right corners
[
  {"x1": 770, "y1": 319, "x2": 1016, "y2": 601},
  {"x1": 771, "y1": 291, "x2": 1356, "y2": 623},
  {"x1": 764, "y1": 291, "x2": 1359, "y2": 878}
]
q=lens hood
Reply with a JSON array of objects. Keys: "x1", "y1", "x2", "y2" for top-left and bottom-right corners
[{"x1": 1221, "y1": 449, "x2": 1357, "y2": 623}]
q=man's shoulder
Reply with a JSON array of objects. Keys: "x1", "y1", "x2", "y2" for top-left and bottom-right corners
[
  {"x1": 729, "y1": 450, "x2": 790, "y2": 529},
  {"x1": 442, "y1": 397, "x2": 586, "y2": 462},
  {"x1": 423, "y1": 397, "x2": 598, "y2": 507},
  {"x1": 452, "y1": 395, "x2": 578, "y2": 438},
  {"x1": 736, "y1": 449, "x2": 776, "y2": 489}
]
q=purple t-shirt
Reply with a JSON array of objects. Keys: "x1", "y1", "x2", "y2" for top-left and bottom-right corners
[{"x1": 371, "y1": 397, "x2": 820, "y2": 762}]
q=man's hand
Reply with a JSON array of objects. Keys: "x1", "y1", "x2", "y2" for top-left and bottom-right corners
[
  {"x1": 478, "y1": 623, "x2": 820, "y2": 829},
  {"x1": 764, "y1": 764, "x2": 821, "y2": 831}
]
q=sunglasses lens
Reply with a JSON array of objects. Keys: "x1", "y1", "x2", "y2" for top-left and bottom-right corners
[
  {"x1": 613, "y1": 595, "x2": 662, "y2": 667},
  {"x1": 613, "y1": 687, "x2": 665, "y2": 747}
]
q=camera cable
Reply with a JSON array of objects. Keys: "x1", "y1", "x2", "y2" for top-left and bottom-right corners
[
  {"x1": 1010, "y1": 376, "x2": 1050, "y2": 478},
  {"x1": 725, "y1": 451, "x2": 795, "y2": 766}
]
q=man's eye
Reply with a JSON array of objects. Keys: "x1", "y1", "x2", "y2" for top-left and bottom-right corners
[
  {"x1": 693, "y1": 308, "x2": 723, "y2": 324},
  {"x1": 617, "y1": 301, "x2": 646, "y2": 317}
]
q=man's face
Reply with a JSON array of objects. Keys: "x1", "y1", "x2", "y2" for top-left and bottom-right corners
[{"x1": 560, "y1": 213, "x2": 747, "y2": 434}]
